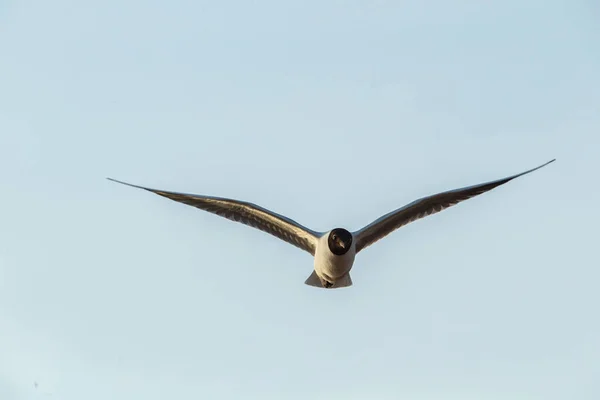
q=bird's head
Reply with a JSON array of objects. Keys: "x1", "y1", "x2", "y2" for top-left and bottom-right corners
[{"x1": 327, "y1": 228, "x2": 353, "y2": 255}]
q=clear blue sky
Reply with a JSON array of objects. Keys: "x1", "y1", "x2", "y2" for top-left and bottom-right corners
[{"x1": 1, "y1": 1, "x2": 599, "y2": 399}]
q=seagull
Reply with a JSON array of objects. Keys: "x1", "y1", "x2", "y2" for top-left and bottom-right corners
[{"x1": 108, "y1": 159, "x2": 555, "y2": 289}]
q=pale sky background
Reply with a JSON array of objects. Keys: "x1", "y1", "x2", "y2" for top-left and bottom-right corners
[{"x1": 1, "y1": 0, "x2": 599, "y2": 399}]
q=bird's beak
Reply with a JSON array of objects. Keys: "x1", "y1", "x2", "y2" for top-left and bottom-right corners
[{"x1": 338, "y1": 239, "x2": 346, "y2": 249}]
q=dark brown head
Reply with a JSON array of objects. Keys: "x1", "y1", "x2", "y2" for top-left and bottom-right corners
[{"x1": 327, "y1": 228, "x2": 353, "y2": 256}]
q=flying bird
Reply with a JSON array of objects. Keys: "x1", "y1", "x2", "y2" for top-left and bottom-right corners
[{"x1": 108, "y1": 159, "x2": 554, "y2": 289}]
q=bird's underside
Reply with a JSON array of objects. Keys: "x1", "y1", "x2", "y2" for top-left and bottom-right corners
[{"x1": 108, "y1": 159, "x2": 554, "y2": 288}]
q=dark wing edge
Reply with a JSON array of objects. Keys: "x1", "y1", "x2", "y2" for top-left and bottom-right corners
[
  {"x1": 352, "y1": 159, "x2": 555, "y2": 253},
  {"x1": 107, "y1": 178, "x2": 322, "y2": 255}
]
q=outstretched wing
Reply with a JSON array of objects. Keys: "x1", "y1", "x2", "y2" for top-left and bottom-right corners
[
  {"x1": 353, "y1": 159, "x2": 555, "y2": 253},
  {"x1": 108, "y1": 178, "x2": 322, "y2": 255}
]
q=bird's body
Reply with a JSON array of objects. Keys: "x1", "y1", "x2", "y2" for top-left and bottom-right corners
[
  {"x1": 310, "y1": 229, "x2": 356, "y2": 288},
  {"x1": 109, "y1": 159, "x2": 555, "y2": 289}
]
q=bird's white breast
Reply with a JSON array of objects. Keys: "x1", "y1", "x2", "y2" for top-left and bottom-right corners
[{"x1": 313, "y1": 232, "x2": 356, "y2": 281}]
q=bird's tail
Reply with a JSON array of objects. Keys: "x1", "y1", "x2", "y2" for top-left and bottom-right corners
[{"x1": 304, "y1": 271, "x2": 353, "y2": 289}]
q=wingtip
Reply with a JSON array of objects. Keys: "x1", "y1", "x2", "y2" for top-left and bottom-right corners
[
  {"x1": 535, "y1": 158, "x2": 556, "y2": 169},
  {"x1": 106, "y1": 177, "x2": 126, "y2": 185},
  {"x1": 106, "y1": 177, "x2": 144, "y2": 190}
]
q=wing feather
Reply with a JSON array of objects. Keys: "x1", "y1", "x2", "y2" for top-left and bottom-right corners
[
  {"x1": 108, "y1": 178, "x2": 321, "y2": 255},
  {"x1": 353, "y1": 159, "x2": 555, "y2": 253}
]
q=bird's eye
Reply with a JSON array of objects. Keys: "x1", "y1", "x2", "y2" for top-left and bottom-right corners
[{"x1": 332, "y1": 234, "x2": 337, "y2": 240}]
